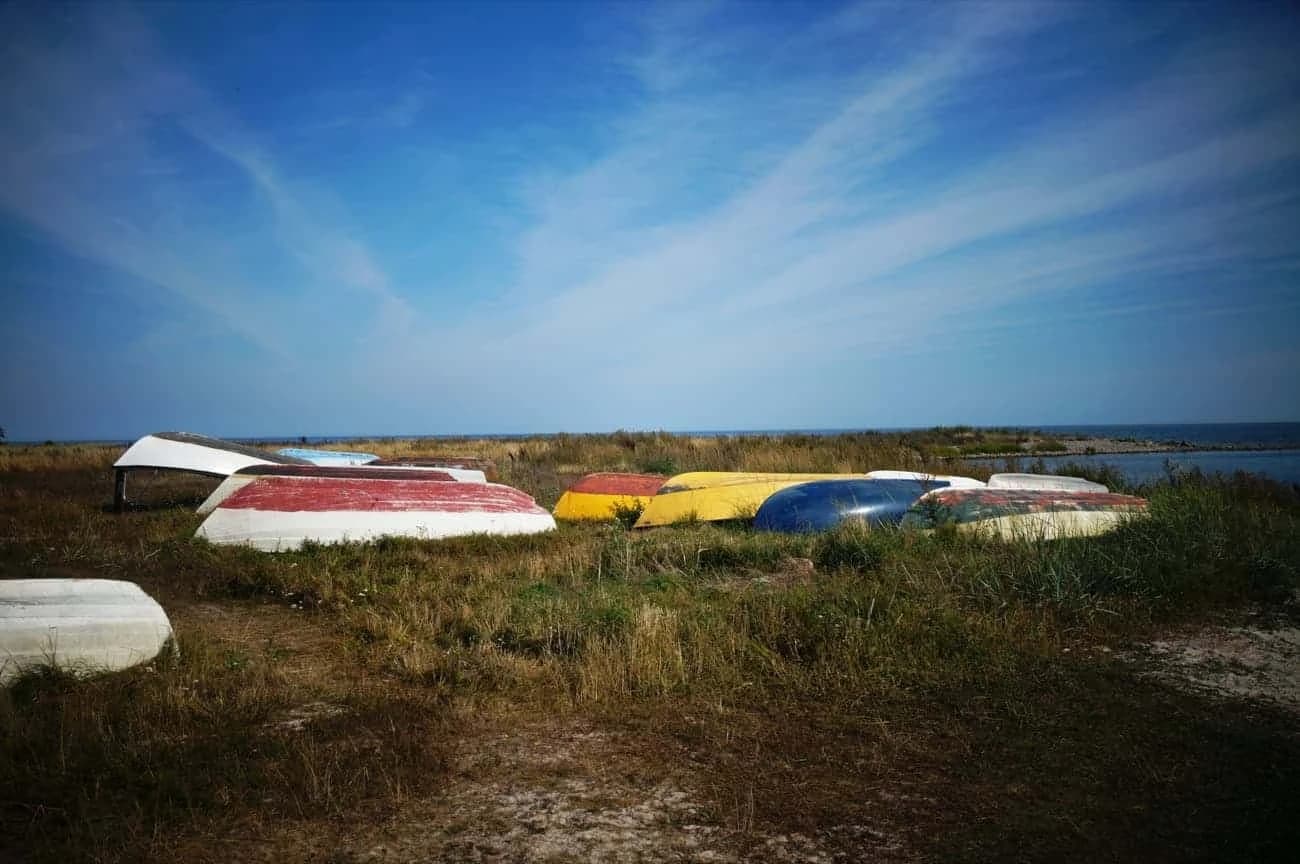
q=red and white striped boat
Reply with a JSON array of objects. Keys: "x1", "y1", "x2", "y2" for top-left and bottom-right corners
[
  {"x1": 197, "y1": 465, "x2": 460, "y2": 515},
  {"x1": 195, "y1": 474, "x2": 556, "y2": 551}
]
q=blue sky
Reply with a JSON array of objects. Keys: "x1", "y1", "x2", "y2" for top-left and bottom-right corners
[{"x1": 2, "y1": 1, "x2": 1298, "y2": 440}]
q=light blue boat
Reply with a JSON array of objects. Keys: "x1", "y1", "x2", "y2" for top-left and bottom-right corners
[
  {"x1": 276, "y1": 447, "x2": 379, "y2": 467},
  {"x1": 754, "y1": 478, "x2": 947, "y2": 533}
]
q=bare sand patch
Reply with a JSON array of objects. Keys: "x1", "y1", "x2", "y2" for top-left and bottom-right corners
[
  {"x1": 296, "y1": 719, "x2": 909, "y2": 864},
  {"x1": 1138, "y1": 622, "x2": 1300, "y2": 715}
]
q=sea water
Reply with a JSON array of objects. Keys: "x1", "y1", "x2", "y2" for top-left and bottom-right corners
[
  {"x1": 971, "y1": 423, "x2": 1300, "y2": 484},
  {"x1": 985, "y1": 449, "x2": 1300, "y2": 486}
]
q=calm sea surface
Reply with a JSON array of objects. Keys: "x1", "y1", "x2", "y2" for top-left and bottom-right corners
[
  {"x1": 979, "y1": 449, "x2": 1300, "y2": 486},
  {"x1": 960, "y1": 423, "x2": 1300, "y2": 484}
]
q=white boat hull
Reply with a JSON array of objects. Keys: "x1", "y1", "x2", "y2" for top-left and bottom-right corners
[
  {"x1": 196, "y1": 475, "x2": 556, "y2": 551},
  {"x1": 276, "y1": 448, "x2": 380, "y2": 466},
  {"x1": 866, "y1": 470, "x2": 985, "y2": 489},
  {"x1": 196, "y1": 465, "x2": 485, "y2": 515},
  {"x1": 953, "y1": 510, "x2": 1134, "y2": 540},
  {"x1": 987, "y1": 473, "x2": 1108, "y2": 493},
  {"x1": 198, "y1": 508, "x2": 557, "y2": 551},
  {"x1": 1, "y1": 579, "x2": 174, "y2": 685},
  {"x1": 115, "y1": 433, "x2": 302, "y2": 477}
]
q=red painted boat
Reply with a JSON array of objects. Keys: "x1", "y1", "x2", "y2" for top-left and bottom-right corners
[
  {"x1": 196, "y1": 476, "x2": 555, "y2": 551},
  {"x1": 196, "y1": 465, "x2": 457, "y2": 515},
  {"x1": 552, "y1": 472, "x2": 666, "y2": 521},
  {"x1": 567, "y1": 473, "x2": 667, "y2": 496},
  {"x1": 902, "y1": 488, "x2": 1148, "y2": 539}
]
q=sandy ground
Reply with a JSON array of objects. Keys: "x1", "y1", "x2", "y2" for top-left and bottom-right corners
[
  {"x1": 1130, "y1": 597, "x2": 1300, "y2": 717},
  {"x1": 1139, "y1": 624, "x2": 1300, "y2": 716},
  {"x1": 171, "y1": 602, "x2": 912, "y2": 863},
  {"x1": 167, "y1": 600, "x2": 1300, "y2": 863},
  {"x1": 214, "y1": 718, "x2": 911, "y2": 864},
  {"x1": 341, "y1": 725, "x2": 867, "y2": 864},
  {"x1": 243, "y1": 612, "x2": 1300, "y2": 864}
]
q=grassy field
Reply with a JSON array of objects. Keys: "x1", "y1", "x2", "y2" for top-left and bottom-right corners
[{"x1": 2, "y1": 431, "x2": 1299, "y2": 862}]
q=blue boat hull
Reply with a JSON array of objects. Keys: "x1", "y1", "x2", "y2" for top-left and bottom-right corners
[
  {"x1": 276, "y1": 447, "x2": 379, "y2": 466},
  {"x1": 754, "y1": 479, "x2": 947, "y2": 533}
]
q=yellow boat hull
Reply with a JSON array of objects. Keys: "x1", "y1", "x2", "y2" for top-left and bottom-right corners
[
  {"x1": 634, "y1": 472, "x2": 862, "y2": 527},
  {"x1": 552, "y1": 472, "x2": 666, "y2": 522},
  {"x1": 553, "y1": 491, "x2": 656, "y2": 521}
]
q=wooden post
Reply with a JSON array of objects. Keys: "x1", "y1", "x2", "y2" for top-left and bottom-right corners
[{"x1": 114, "y1": 468, "x2": 128, "y2": 512}]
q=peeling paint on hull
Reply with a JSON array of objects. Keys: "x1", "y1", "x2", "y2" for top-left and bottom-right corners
[
  {"x1": 196, "y1": 476, "x2": 556, "y2": 551},
  {"x1": 902, "y1": 488, "x2": 1148, "y2": 540},
  {"x1": 196, "y1": 466, "x2": 458, "y2": 516}
]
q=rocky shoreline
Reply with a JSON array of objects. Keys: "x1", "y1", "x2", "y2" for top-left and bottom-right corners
[{"x1": 964, "y1": 436, "x2": 1300, "y2": 460}]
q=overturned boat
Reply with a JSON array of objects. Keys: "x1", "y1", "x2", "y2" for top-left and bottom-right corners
[
  {"x1": 634, "y1": 472, "x2": 865, "y2": 528},
  {"x1": 1, "y1": 579, "x2": 174, "y2": 685},
  {"x1": 370, "y1": 456, "x2": 499, "y2": 482},
  {"x1": 865, "y1": 470, "x2": 985, "y2": 489},
  {"x1": 276, "y1": 447, "x2": 380, "y2": 466},
  {"x1": 113, "y1": 432, "x2": 308, "y2": 511},
  {"x1": 196, "y1": 474, "x2": 556, "y2": 551},
  {"x1": 754, "y1": 478, "x2": 948, "y2": 533},
  {"x1": 552, "y1": 472, "x2": 665, "y2": 521},
  {"x1": 901, "y1": 488, "x2": 1147, "y2": 540},
  {"x1": 987, "y1": 473, "x2": 1108, "y2": 493},
  {"x1": 196, "y1": 465, "x2": 460, "y2": 515}
]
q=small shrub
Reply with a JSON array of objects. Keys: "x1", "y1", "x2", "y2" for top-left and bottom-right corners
[
  {"x1": 640, "y1": 456, "x2": 677, "y2": 475},
  {"x1": 611, "y1": 499, "x2": 645, "y2": 529},
  {"x1": 584, "y1": 601, "x2": 633, "y2": 638}
]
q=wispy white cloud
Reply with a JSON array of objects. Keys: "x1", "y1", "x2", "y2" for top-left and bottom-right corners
[
  {"x1": 3, "y1": 0, "x2": 1297, "y2": 434},
  {"x1": 0, "y1": 2, "x2": 407, "y2": 357},
  {"x1": 361, "y1": 3, "x2": 1296, "y2": 398}
]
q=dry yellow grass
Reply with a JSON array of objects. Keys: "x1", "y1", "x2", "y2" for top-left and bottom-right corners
[{"x1": 2, "y1": 432, "x2": 1299, "y2": 862}]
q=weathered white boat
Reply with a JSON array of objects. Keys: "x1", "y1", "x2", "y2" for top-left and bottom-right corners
[
  {"x1": 358, "y1": 464, "x2": 485, "y2": 483},
  {"x1": 1, "y1": 579, "x2": 174, "y2": 685},
  {"x1": 196, "y1": 465, "x2": 460, "y2": 515},
  {"x1": 276, "y1": 447, "x2": 380, "y2": 466},
  {"x1": 196, "y1": 475, "x2": 556, "y2": 551},
  {"x1": 113, "y1": 432, "x2": 308, "y2": 510},
  {"x1": 901, "y1": 488, "x2": 1148, "y2": 540},
  {"x1": 866, "y1": 470, "x2": 986, "y2": 489},
  {"x1": 371, "y1": 457, "x2": 499, "y2": 481},
  {"x1": 987, "y1": 473, "x2": 1108, "y2": 493}
]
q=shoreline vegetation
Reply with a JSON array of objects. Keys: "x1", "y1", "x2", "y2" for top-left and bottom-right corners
[
  {"x1": 5, "y1": 424, "x2": 1300, "y2": 459},
  {"x1": 2, "y1": 430, "x2": 1298, "y2": 862}
]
